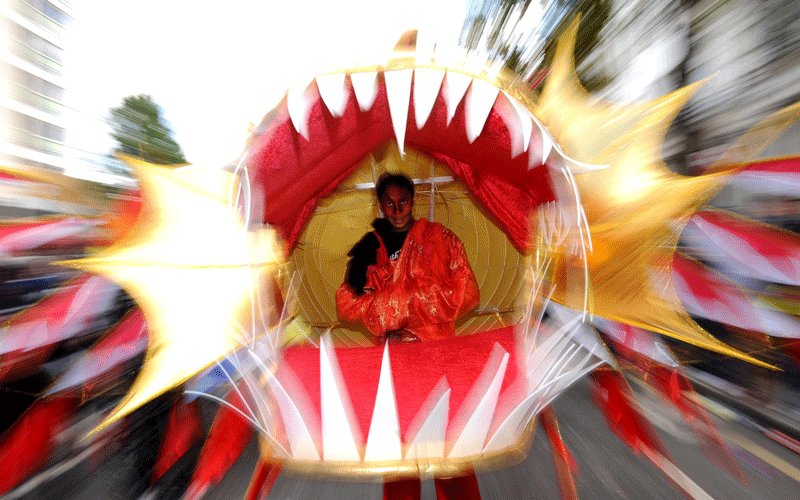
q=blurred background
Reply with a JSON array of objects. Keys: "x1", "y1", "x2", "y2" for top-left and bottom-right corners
[
  {"x1": 2, "y1": 0, "x2": 800, "y2": 499},
  {"x1": 4, "y1": 0, "x2": 800, "y2": 216}
]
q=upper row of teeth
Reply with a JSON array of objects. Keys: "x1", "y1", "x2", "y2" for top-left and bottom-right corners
[{"x1": 284, "y1": 69, "x2": 605, "y2": 175}]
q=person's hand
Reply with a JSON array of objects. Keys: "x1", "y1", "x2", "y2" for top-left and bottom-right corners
[{"x1": 384, "y1": 329, "x2": 420, "y2": 343}]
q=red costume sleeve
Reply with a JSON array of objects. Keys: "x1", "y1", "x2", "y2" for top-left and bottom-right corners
[
  {"x1": 336, "y1": 219, "x2": 479, "y2": 340},
  {"x1": 405, "y1": 227, "x2": 479, "y2": 327},
  {"x1": 335, "y1": 261, "x2": 410, "y2": 335}
]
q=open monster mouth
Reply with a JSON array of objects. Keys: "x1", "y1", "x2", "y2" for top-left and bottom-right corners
[
  {"x1": 231, "y1": 49, "x2": 609, "y2": 475},
  {"x1": 57, "y1": 43, "x2": 605, "y2": 479}
]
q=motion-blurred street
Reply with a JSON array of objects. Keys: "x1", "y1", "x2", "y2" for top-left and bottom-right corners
[{"x1": 7, "y1": 376, "x2": 799, "y2": 500}]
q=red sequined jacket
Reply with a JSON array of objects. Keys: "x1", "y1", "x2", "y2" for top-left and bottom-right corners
[{"x1": 336, "y1": 218, "x2": 479, "y2": 341}]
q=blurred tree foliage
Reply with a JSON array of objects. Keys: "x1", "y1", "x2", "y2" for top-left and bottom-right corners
[
  {"x1": 110, "y1": 95, "x2": 187, "y2": 165},
  {"x1": 540, "y1": 0, "x2": 611, "y2": 91},
  {"x1": 462, "y1": 0, "x2": 612, "y2": 92}
]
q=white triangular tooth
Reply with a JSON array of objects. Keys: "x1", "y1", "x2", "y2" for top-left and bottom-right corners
[
  {"x1": 405, "y1": 378, "x2": 450, "y2": 460},
  {"x1": 465, "y1": 79, "x2": 499, "y2": 143},
  {"x1": 364, "y1": 342, "x2": 402, "y2": 461},
  {"x1": 442, "y1": 72, "x2": 472, "y2": 125},
  {"x1": 528, "y1": 118, "x2": 553, "y2": 169},
  {"x1": 448, "y1": 345, "x2": 509, "y2": 458},
  {"x1": 287, "y1": 80, "x2": 315, "y2": 140},
  {"x1": 527, "y1": 131, "x2": 541, "y2": 170},
  {"x1": 493, "y1": 97, "x2": 523, "y2": 158},
  {"x1": 316, "y1": 73, "x2": 349, "y2": 118},
  {"x1": 413, "y1": 68, "x2": 445, "y2": 129},
  {"x1": 267, "y1": 375, "x2": 321, "y2": 460},
  {"x1": 320, "y1": 333, "x2": 361, "y2": 461},
  {"x1": 350, "y1": 71, "x2": 379, "y2": 111},
  {"x1": 540, "y1": 126, "x2": 553, "y2": 164},
  {"x1": 483, "y1": 393, "x2": 537, "y2": 452},
  {"x1": 384, "y1": 69, "x2": 413, "y2": 157},
  {"x1": 501, "y1": 91, "x2": 533, "y2": 155}
]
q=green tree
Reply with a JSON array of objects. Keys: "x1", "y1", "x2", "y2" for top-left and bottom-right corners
[{"x1": 110, "y1": 94, "x2": 187, "y2": 165}]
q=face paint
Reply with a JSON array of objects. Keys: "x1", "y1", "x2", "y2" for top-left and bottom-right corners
[{"x1": 379, "y1": 185, "x2": 414, "y2": 231}]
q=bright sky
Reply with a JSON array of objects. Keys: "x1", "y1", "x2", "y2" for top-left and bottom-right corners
[{"x1": 63, "y1": 0, "x2": 467, "y2": 170}]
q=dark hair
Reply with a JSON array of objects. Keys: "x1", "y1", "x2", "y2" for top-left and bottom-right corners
[{"x1": 376, "y1": 173, "x2": 414, "y2": 200}]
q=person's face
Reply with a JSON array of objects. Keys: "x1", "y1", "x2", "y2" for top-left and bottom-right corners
[{"x1": 379, "y1": 185, "x2": 414, "y2": 231}]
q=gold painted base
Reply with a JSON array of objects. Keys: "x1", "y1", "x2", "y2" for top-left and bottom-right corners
[{"x1": 258, "y1": 419, "x2": 536, "y2": 480}]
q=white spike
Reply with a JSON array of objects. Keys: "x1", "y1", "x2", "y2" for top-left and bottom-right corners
[
  {"x1": 267, "y1": 375, "x2": 321, "y2": 460},
  {"x1": 413, "y1": 68, "x2": 445, "y2": 129},
  {"x1": 316, "y1": 73, "x2": 349, "y2": 118},
  {"x1": 535, "y1": 119, "x2": 553, "y2": 164},
  {"x1": 538, "y1": 349, "x2": 602, "y2": 406},
  {"x1": 364, "y1": 342, "x2": 402, "y2": 461},
  {"x1": 489, "y1": 334, "x2": 603, "y2": 453},
  {"x1": 547, "y1": 303, "x2": 616, "y2": 368},
  {"x1": 384, "y1": 69, "x2": 413, "y2": 157},
  {"x1": 483, "y1": 393, "x2": 537, "y2": 452},
  {"x1": 555, "y1": 144, "x2": 609, "y2": 174},
  {"x1": 528, "y1": 315, "x2": 608, "y2": 408},
  {"x1": 350, "y1": 71, "x2": 379, "y2": 111},
  {"x1": 464, "y1": 79, "x2": 498, "y2": 143},
  {"x1": 526, "y1": 322, "x2": 578, "y2": 384},
  {"x1": 528, "y1": 129, "x2": 542, "y2": 170},
  {"x1": 442, "y1": 72, "x2": 472, "y2": 125},
  {"x1": 527, "y1": 117, "x2": 554, "y2": 170},
  {"x1": 287, "y1": 81, "x2": 315, "y2": 140},
  {"x1": 405, "y1": 379, "x2": 450, "y2": 460},
  {"x1": 501, "y1": 91, "x2": 533, "y2": 157},
  {"x1": 320, "y1": 334, "x2": 361, "y2": 461},
  {"x1": 448, "y1": 345, "x2": 509, "y2": 458},
  {"x1": 494, "y1": 96, "x2": 524, "y2": 158}
]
